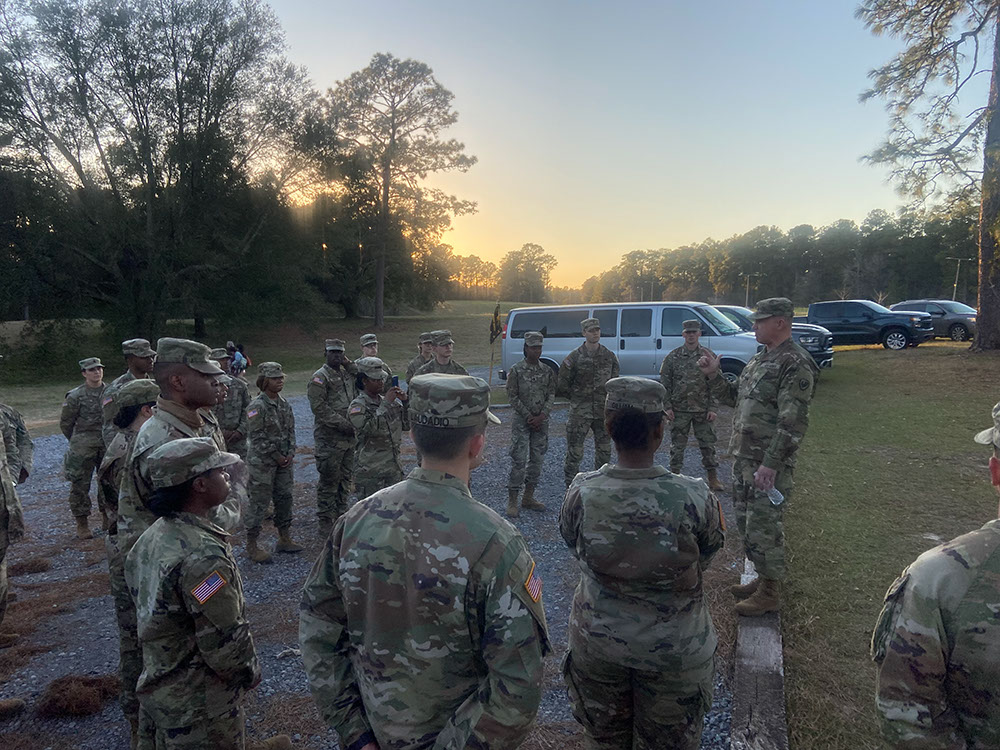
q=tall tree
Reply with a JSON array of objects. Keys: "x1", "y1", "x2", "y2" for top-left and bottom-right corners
[
  {"x1": 858, "y1": 0, "x2": 1000, "y2": 349},
  {"x1": 498, "y1": 243, "x2": 557, "y2": 302}
]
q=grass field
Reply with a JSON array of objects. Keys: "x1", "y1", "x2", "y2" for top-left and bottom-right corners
[{"x1": 783, "y1": 341, "x2": 1000, "y2": 748}]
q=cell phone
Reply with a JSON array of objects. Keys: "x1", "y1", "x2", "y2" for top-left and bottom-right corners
[{"x1": 392, "y1": 376, "x2": 399, "y2": 387}]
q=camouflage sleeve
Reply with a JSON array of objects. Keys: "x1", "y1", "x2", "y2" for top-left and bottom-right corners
[
  {"x1": 454, "y1": 362, "x2": 469, "y2": 376},
  {"x1": 308, "y1": 379, "x2": 354, "y2": 434},
  {"x1": 60, "y1": 391, "x2": 79, "y2": 440},
  {"x1": 708, "y1": 372, "x2": 738, "y2": 408},
  {"x1": 348, "y1": 399, "x2": 377, "y2": 441},
  {"x1": 555, "y1": 351, "x2": 576, "y2": 398},
  {"x1": 405, "y1": 359, "x2": 417, "y2": 385},
  {"x1": 506, "y1": 367, "x2": 531, "y2": 420},
  {"x1": 10, "y1": 409, "x2": 33, "y2": 477},
  {"x1": 248, "y1": 403, "x2": 283, "y2": 464},
  {"x1": 299, "y1": 529, "x2": 374, "y2": 748},
  {"x1": 704, "y1": 350, "x2": 716, "y2": 412},
  {"x1": 697, "y1": 489, "x2": 725, "y2": 569},
  {"x1": 659, "y1": 354, "x2": 673, "y2": 404},
  {"x1": 284, "y1": 400, "x2": 296, "y2": 454},
  {"x1": 761, "y1": 362, "x2": 814, "y2": 471},
  {"x1": 180, "y1": 555, "x2": 260, "y2": 690},
  {"x1": 542, "y1": 368, "x2": 556, "y2": 416},
  {"x1": 0, "y1": 418, "x2": 24, "y2": 538},
  {"x1": 236, "y1": 385, "x2": 250, "y2": 438},
  {"x1": 871, "y1": 572, "x2": 962, "y2": 747},
  {"x1": 2, "y1": 418, "x2": 20, "y2": 479},
  {"x1": 559, "y1": 482, "x2": 583, "y2": 553},
  {"x1": 610, "y1": 351, "x2": 620, "y2": 379},
  {"x1": 208, "y1": 477, "x2": 244, "y2": 533}
]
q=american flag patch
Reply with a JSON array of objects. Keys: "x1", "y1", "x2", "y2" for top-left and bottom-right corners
[
  {"x1": 349, "y1": 404, "x2": 363, "y2": 415},
  {"x1": 191, "y1": 571, "x2": 227, "y2": 604},
  {"x1": 524, "y1": 562, "x2": 542, "y2": 603},
  {"x1": 247, "y1": 409, "x2": 258, "y2": 418},
  {"x1": 102, "y1": 396, "x2": 114, "y2": 406},
  {"x1": 312, "y1": 376, "x2": 324, "y2": 385}
]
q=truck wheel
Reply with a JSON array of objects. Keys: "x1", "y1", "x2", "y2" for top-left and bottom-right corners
[
  {"x1": 721, "y1": 361, "x2": 743, "y2": 385},
  {"x1": 882, "y1": 329, "x2": 909, "y2": 351},
  {"x1": 949, "y1": 324, "x2": 969, "y2": 341}
]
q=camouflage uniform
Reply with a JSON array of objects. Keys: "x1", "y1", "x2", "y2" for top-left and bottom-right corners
[
  {"x1": 506, "y1": 339, "x2": 556, "y2": 492},
  {"x1": 61, "y1": 362, "x2": 114, "y2": 520},
  {"x1": 557, "y1": 322, "x2": 620, "y2": 486},
  {"x1": 0, "y1": 409, "x2": 24, "y2": 636},
  {"x1": 0, "y1": 403, "x2": 34, "y2": 482},
  {"x1": 101, "y1": 339, "x2": 157, "y2": 447},
  {"x1": 404, "y1": 332, "x2": 433, "y2": 384},
  {"x1": 349, "y1": 358, "x2": 409, "y2": 500},
  {"x1": 309, "y1": 340, "x2": 358, "y2": 525},
  {"x1": 356, "y1": 333, "x2": 393, "y2": 379},
  {"x1": 300, "y1": 374, "x2": 549, "y2": 750},
  {"x1": 126, "y1": 439, "x2": 258, "y2": 750},
  {"x1": 414, "y1": 357, "x2": 469, "y2": 376},
  {"x1": 246, "y1": 386, "x2": 296, "y2": 534},
  {"x1": 212, "y1": 375, "x2": 250, "y2": 460},
  {"x1": 660, "y1": 340, "x2": 717, "y2": 473}
]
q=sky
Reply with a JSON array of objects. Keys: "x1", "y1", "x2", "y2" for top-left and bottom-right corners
[{"x1": 269, "y1": 0, "x2": 928, "y2": 287}]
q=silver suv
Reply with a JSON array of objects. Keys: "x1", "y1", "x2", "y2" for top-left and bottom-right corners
[{"x1": 888, "y1": 299, "x2": 977, "y2": 341}]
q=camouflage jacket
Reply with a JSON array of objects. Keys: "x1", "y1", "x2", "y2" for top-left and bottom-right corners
[
  {"x1": 247, "y1": 392, "x2": 295, "y2": 466},
  {"x1": 414, "y1": 358, "x2": 469, "y2": 377},
  {"x1": 659, "y1": 345, "x2": 715, "y2": 413},
  {"x1": 300, "y1": 468, "x2": 550, "y2": 750},
  {"x1": 355, "y1": 357, "x2": 393, "y2": 379},
  {"x1": 348, "y1": 392, "x2": 409, "y2": 478},
  {"x1": 560, "y1": 465, "x2": 723, "y2": 670},
  {"x1": 709, "y1": 337, "x2": 816, "y2": 470},
  {"x1": 61, "y1": 383, "x2": 106, "y2": 448},
  {"x1": 556, "y1": 344, "x2": 620, "y2": 419},
  {"x1": 212, "y1": 377, "x2": 250, "y2": 453},
  {"x1": 125, "y1": 512, "x2": 259, "y2": 728},
  {"x1": 506, "y1": 359, "x2": 556, "y2": 422},
  {"x1": 0, "y1": 403, "x2": 33, "y2": 479},
  {"x1": 0, "y1": 410, "x2": 23, "y2": 542},
  {"x1": 101, "y1": 370, "x2": 138, "y2": 445},
  {"x1": 308, "y1": 363, "x2": 358, "y2": 450},
  {"x1": 871, "y1": 519, "x2": 1000, "y2": 748},
  {"x1": 404, "y1": 354, "x2": 430, "y2": 385},
  {"x1": 98, "y1": 426, "x2": 139, "y2": 525},
  {"x1": 117, "y1": 398, "x2": 244, "y2": 556}
]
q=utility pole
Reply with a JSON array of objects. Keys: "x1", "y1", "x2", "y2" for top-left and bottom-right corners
[
  {"x1": 741, "y1": 273, "x2": 762, "y2": 307},
  {"x1": 945, "y1": 257, "x2": 974, "y2": 301}
]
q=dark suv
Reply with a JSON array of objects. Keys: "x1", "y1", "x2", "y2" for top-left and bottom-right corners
[
  {"x1": 889, "y1": 299, "x2": 977, "y2": 341},
  {"x1": 716, "y1": 305, "x2": 834, "y2": 368},
  {"x1": 794, "y1": 300, "x2": 935, "y2": 350}
]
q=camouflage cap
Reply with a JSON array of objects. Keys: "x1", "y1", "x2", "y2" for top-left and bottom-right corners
[
  {"x1": 360, "y1": 333, "x2": 378, "y2": 347},
  {"x1": 356, "y1": 356, "x2": 389, "y2": 380},
  {"x1": 79, "y1": 357, "x2": 103, "y2": 370},
  {"x1": 605, "y1": 376, "x2": 667, "y2": 414},
  {"x1": 682, "y1": 319, "x2": 702, "y2": 332},
  {"x1": 419, "y1": 331, "x2": 434, "y2": 344},
  {"x1": 215, "y1": 372, "x2": 233, "y2": 385},
  {"x1": 148, "y1": 436, "x2": 241, "y2": 490},
  {"x1": 581, "y1": 317, "x2": 601, "y2": 332},
  {"x1": 408, "y1": 374, "x2": 500, "y2": 428},
  {"x1": 155, "y1": 338, "x2": 223, "y2": 375},
  {"x1": 431, "y1": 330, "x2": 455, "y2": 346},
  {"x1": 325, "y1": 338, "x2": 346, "y2": 352},
  {"x1": 749, "y1": 297, "x2": 794, "y2": 320},
  {"x1": 258, "y1": 361, "x2": 285, "y2": 378},
  {"x1": 209, "y1": 347, "x2": 230, "y2": 360},
  {"x1": 974, "y1": 401, "x2": 1000, "y2": 449},
  {"x1": 122, "y1": 338, "x2": 156, "y2": 357},
  {"x1": 115, "y1": 378, "x2": 161, "y2": 409},
  {"x1": 524, "y1": 331, "x2": 544, "y2": 347}
]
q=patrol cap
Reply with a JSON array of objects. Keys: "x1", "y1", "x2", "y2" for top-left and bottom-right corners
[
  {"x1": 122, "y1": 338, "x2": 156, "y2": 357},
  {"x1": 148, "y1": 437, "x2": 241, "y2": 490},
  {"x1": 408, "y1": 374, "x2": 500, "y2": 428},
  {"x1": 973, "y1": 401, "x2": 1000, "y2": 449},
  {"x1": 431, "y1": 330, "x2": 455, "y2": 346},
  {"x1": 419, "y1": 331, "x2": 434, "y2": 344},
  {"x1": 115, "y1": 378, "x2": 161, "y2": 409},
  {"x1": 605, "y1": 376, "x2": 666, "y2": 414},
  {"x1": 215, "y1": 373, "x2": 233, "y2": 385},
  {"x1": 356, "y1": 356, "x2": 388, "y2": 380},
  {"x1": 79, "y1": 357, "x2": 103, "y2": 370},
  {"x1": 258, "y1": 361, "x2": 285, "y2": 378},
  {"x1": 155, "y1": 338, "x2": 224, "y2": 375},
  {"x1": 682, "y1": 319, "x2": 702, "y2": 332},
  {"x1": 749, "y1": 297, "x2": 794, "y2": 320},
  {"x1": 325, "y1": 338, "x2": 346, "y2": 352},
  {"x1": 210, "y1": 347, "x2": 230, "y2": 360},
  {"x1": 524, "y1": 331, "x2": 544, "y2": 347},
  {"x1": 581, "y1": 317, "x2": 600, "y2": 332},
  {"x1": 360, "y1": 333, "x2": 378, "y2": 347}
]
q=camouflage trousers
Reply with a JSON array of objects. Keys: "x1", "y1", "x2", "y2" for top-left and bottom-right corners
[
  {"x1": 107, "y1": 533, "x2": 142, "y2": 734},
  {"x1": 565, "y1": 414, "x2": 611, "y2": 486},
  {"x1": 0, "y1": 507, "x2": 9, "y2": 631},
  {"x1": 246, "y1": 462, "x2": 294, "y2": 532},
  {"x1": 669, "y1": 412, "x2": 718, "y2": 473},
  {"x1": 315, "y1": 443, "x2": 354, "y2": 523},
  {"x1": 356, "y1": 469, "x2": 404, "y2": 503},
  {"x1": 137, "y1": 704, "x2": 244, "y2": 750},
  {"x1": 64, "y1": 441, "x2": 115, "y2": 518},
  {"x1": 509, "y1": 418, "x2": 549, "y2": 490},
  {"x1": 563, "y1": 648, "x2": 714, "y2": 750},
  {"x1": 732, "y1": 457, "x2": 794, "y2": 581}
]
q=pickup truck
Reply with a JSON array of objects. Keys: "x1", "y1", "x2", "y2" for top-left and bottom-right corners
[
  {"x1": 716, "y1": 305, "x2": 834, "y2": 368},
  {"x1": 793, "y1": 300, "x2": 934, "y2": 350}
]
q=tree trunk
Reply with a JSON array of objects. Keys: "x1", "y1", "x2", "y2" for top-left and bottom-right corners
[
  {"x1": 374, "y1": 251, "x2": 386, "y2": 328},
  {"x1": 974, "y1": 16, "x2": 1000, "y2": 351},
  {"x1": 194, "y1": 315, "x2": 207, "y2": 338}
]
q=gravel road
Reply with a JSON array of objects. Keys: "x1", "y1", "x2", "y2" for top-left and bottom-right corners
[{"x1": 0, "y1": 392, "x2": 736, "y2": 749}]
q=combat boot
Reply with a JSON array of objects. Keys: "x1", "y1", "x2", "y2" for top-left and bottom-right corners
[
  {"x1": 249, "y1": 735, "x2": 293, "y2": 750},
  {"x1": 0, "y1": 698, "x2": 25, "y2": 719},
  {"x1": 521, "y1": 484, "x2": 545, "y2": 512},
  {"x1": 75, "y1": 516, "x2": 93, "y2": 540},
  {"x1": 707, "y1": 469, "x2": 725, "y2": 492},
  {"x1": 735, "y1": 578, "x2": 781, "y2": 617},
  {"x1": 506, "y1": 489, "x2": 520, "y2": 518},
  {"x1": 246, "y1": 532, "x2": 273, "y2": 564},
  {"x1": 0, "y1": 633, "x2": 19, "y2": 649},
  {"x1": 729, "y1": 578, "x2": 759, "y2": 601},
  {"x1": 275, "y1": 528, "x2": 303, "y2": 554}
]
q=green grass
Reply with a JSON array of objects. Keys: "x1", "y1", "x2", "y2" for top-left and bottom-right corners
[{"x1": 783, "y1": 341, "x2": 999, "y2": 749}]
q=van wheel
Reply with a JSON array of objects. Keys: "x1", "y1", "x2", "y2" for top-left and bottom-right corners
[
  {"x1": 882, "y1": 329, "x2": 909, "y2": 350},
  {"x1": 721, "y1": 361, "x2": 743, "y2": 385},
  {"x1": 949, "y1": 324, "x2": 969, "y2": 341}
]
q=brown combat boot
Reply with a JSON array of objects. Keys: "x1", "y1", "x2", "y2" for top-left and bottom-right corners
[
  {"x1": 729, "y1": 577, "x2": 759, "y2": 601},
  {"x1": 0, "y1": 698, "x2": 25, "y2": 719},
  {"x1": 735, "y1": 578, "x2": 781, "y2": 617},
  {"x1": 0, "y1": 633, "x2": 19, "y2": 649},
  {"x1": 521, "y1": 484, "x2": 545, "y2": 512},
  {"x1": 275, "y1": 528, "x2": 303, "y2": 554},
  {"x1": 246, "y1": 532, "x2": 273, "y2": 564},
  {"x1": 75, "y1": 516, "x2": 93, "y2": 540},
  {"x1": 707, "y1": 469, "x2": 725, "y2": 492},
  {"x1": 249, "y1": 735, "x2": 294, "y2": 750},
  {"x1": 506, "y1": 489, "x2": 520, "y2": 518}
]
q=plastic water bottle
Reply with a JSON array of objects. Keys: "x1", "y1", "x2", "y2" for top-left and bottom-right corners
[{"x1": 766, "y1": 487, "x2": 784, "y2": 506}]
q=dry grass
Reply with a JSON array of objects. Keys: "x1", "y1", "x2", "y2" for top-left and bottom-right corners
[
  {"x1": 521, "y1": 722, "x2": 586, "y2": 750},
  {"x1": 8, "y1": 556, "x2": 52, "y2": 576},
  {"x1": 36, "y1": 674, "x2": 119, "y2": 717},
  {"x1": 702, "y1": 532, "x2": 743, "y2": 677},
  {"x1": 248, "y1": 693, "x2": 327, "y2": 749}
]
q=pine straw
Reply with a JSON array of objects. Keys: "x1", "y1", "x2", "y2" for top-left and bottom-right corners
[
  {"x1": 248, "y1": 693, "x2": 326, "y2": 749},
  {"x1": 521, "y1": 721, "x2": 585, "y2": 750},
  {"x1": 8, "y1": 556, "x2": 52, "y2": 576},
  {"x1": 702, "y1": 531, "x2": 743, "y2": 679},
  {"x1": 36, "y1": 674, "x2": 119, "y2": 717}
]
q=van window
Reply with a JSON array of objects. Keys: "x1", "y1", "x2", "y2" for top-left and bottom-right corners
[
  {"x1": 660, "y1": 307, "x2": 692, "y2": 336},
  {"x1": 592, "y1": 308, "x2": 618, "y2": 336},
  {"x1": 508, "y1": 310, "x2": 586, "y2": 339},
  {"x1": 621, "y1": 308, "x2": 652, "y2": 337}
]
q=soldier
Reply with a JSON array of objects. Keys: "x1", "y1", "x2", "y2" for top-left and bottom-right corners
[
  {"x1": 300, "y1": 374, "x2": 549, "y2": 750},
  {"x1": 357, "y1": 333, "x2": 392, "y2": 378},
  {"x1": 99, "y1": 379, "x2": 161, "y2": 518},
  {"x1": 870, "y1": 403, "x2": 1000, "y2": 747},
  {"x1": 246, "y1": 362, "x2": 300, "y2": 564},
  {"x1": 0, "y1": 403, "x2": 25, "y2": 718},
  {"x1": 506, "y1": 331, "x2": 555, "y2": 517},
  {"x1": 660, "y1": 319, "x2": 724, "y2": 491},
  {"x1": 414, "y1": 330, "x2": 470, "y2": 376},
  {"x1": 308, "y1": 339, "x2": 358, "y2": 537},
  {"x1": 211, "y1": 348, "x2": 251, "y2": 459},
  {"x1": 557, "y1": 317, "x2": 620, "y2": 488},
  {"x1": 0, "y1": 402, "x2": 33, "y2": 485},
  {"x1": 102, "y1": 338, "x2": 157, "y2": 447},
  {"x1": 61, "y1": 356, "x2": 114, "y2": 538},
  {"x1": 348, "y1": 357, "x2": 409, "y2": 501},
  {"x1": 404, "y1": 331, "x2": 434, "y2": 384},
  {"x1": 698, "y1": 297, "x2": 817, "y2": 616},
  {"x1": 560, "y1": 376, "x2": 724, "y2": 749}
]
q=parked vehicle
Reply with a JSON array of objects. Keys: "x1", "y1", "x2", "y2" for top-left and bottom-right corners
[
  {"x1": 715, "y1": 305, "x2": 834, "y2": 369},
  {"x1": 793, "y1": 300, "x2": 934, "y2": 350},
  {"x1": 888, "y1": 299, "x2": 977, "y2": 341},
  {"x1": 500, "y1": 302, "x2": 761, "y2": 383}
]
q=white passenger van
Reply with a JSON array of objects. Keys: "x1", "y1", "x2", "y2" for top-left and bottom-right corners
[{"x1": 499, "y1": 301, "x2": 761, "y2": 383}]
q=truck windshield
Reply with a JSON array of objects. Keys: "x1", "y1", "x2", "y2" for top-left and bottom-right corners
[
  {"x1": 865, "y1": 301, "x2": 893, "y2": 314},
  {"x1": 698, "y1": 305, "x2": 742, "y2": 334},
  {"x1": 939, "y1": 301, "x2": 977, "y2": 314}
]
